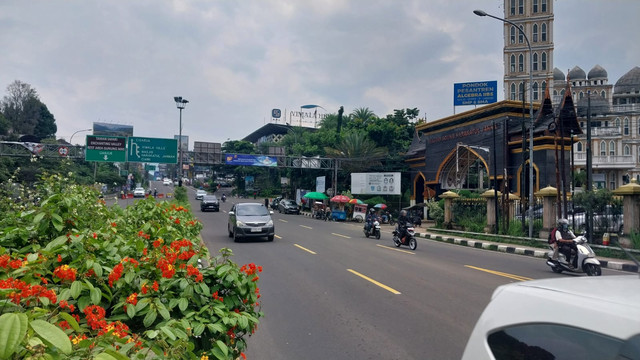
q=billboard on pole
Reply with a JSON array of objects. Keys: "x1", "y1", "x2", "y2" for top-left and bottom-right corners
[
  {"x1": 351, "y1": 172, "x2": 400, "y2": 195},
  {"x1": 453, "y1": 81, "x2": 497, "y2": 106}
]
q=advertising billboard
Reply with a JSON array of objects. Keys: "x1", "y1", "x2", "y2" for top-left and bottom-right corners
[
  {"x1": 93, "y1": 122, "x2": 133, "y2": 137},
  {"x1": 225, "y1": 154, "x2": 277, "y2": 167},
  {"x1": 351, "y1": 172, "x2": 401, "y2": 195},
  {"x1": 316, "y1": 176, "x2": 326, "y2": 193},
  {"x1": 453, "y1": 81, "x2": 497, "y2": 106}
]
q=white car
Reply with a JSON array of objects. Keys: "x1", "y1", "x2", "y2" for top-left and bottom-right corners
[
  {"x1": 195, "y1": 189, "x2": 207, "y2": 200},
  {"x1": 133, "y1": 187, "x2": 146, "y2": 198},
  {"x1": 462, "y1": 275, "x2": 640, "y2": 360},
  {"x1": 163, "y1": 178, "x2": 172, "y2": 186}
]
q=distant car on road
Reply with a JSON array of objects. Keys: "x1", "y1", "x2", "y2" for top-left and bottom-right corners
[
  {"x1": 277, "y1": 199, "x2": 300, "y2": 214},
  {"x1": 200, "y1": 195, "x2": 220, "y2": 212},
  {"x1": 163, "y1": 178, "x2": 172, "y2": 186},
  {"x1": 195, "y1": 189, "x2": 207, "y2": 200},
  {"x1": 462, "y1": 275, "x2": 640, "y2": 360},
  {"x1": 228, "y1": 203, "x2": 274, "y2": 242},
  {"x1": 133, "y1": 187, "x2": 146, "y2": 198}
]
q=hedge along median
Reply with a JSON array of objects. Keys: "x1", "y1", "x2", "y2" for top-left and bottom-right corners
[{"x1": 0, "y1": 173, "x2": 263, "y2": 359}]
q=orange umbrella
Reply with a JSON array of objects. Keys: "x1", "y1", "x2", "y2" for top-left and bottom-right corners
[{"x1": 330, "y1": 195, "x2": 350, "y2": 203}]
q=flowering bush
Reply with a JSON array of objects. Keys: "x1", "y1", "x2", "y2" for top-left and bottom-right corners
[{"x1": 0, "y1": 174, "x2": 263, "y2": 359}]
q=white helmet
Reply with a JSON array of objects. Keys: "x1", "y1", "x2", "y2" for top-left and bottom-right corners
[{"x1": 557, "y1": 218, "x2": 569, "y2": 226}]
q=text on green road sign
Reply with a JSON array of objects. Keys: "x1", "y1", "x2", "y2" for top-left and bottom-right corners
[{"x1": 127, "y1": 136, "x2": 178, "y2": 163}]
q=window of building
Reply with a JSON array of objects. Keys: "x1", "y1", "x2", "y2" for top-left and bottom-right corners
[
  {"x1": 519, "y1": 25, "x2": 524, "y2": 43},
  {"x1": 511, "y1": 83, "x2": 517, "y2": 100},
  {"x1": 541, "y1": 23, "x2": 547, "y2": 42},
  {"x1": 542, "y1": 0, "x2": 547, "y2": 12},
  {"x1": 533, "y1": 0, "x2": 539, "y2": 13},
  {"x1": 518, "y1": 0, "x2": 524, "y2": 14},
  {"x1": 542, "y1": 81, "x2": 547, "y2": 96},
  {"x1": 577, "y1": 142, "x2": 583, "y2": 152},
  {"x1": 600, "y1": 141, "x2": 606, "y2": 156},
  {"x1": 510, "y1": 55, "x2": 516, "y2": 72},
  {"x1": 605, "y1": 121, "x2": 609, "y2": 127},
  {"x1": 533, "y1": 53, "x2": 538, "y2": 71},
  {"x1": 518, "y1": 82, "x2": 524, "y2": 101},
  {"x1": 609, "y1": 141, "x2": 615, "y2": 156},
  {"x1": 615, "y1": 118, "x2": 620, "y2": 127},
  {"x1": 510, "y1": 26, "x2": 516, "y2": 44},
  {"x1": 487, "y1": 324, "x2": 625, "y2": 360},
  {"x1": 601, "y1": 90, "x2": 605, "y2": 98},
  {"x1": 624, "y1": 145, "x2": 630, "y2": 156},
  {"x1": 519, "y1": 54, "x2": 524, "y2": 72},
  {"x1": 533, "y1": 24, "x2": 538, "y2": 42},
  {"x1": 510, "y1": 0, "x2": 516, "y2": 15},
  {"x1": 580, "y1": 121, "x2": 585, "y2": 128},
  {"x1": 533, "y1": 82, "x2": 539, "y2": 100},
  {"x1": 624, "y1": 118, "x2": 629, "y2": 135},
  {"x1": 579, "y1": 92, "x2": 584, "y2": 100},
  {"x1": 541, "y1": 52, "x2": 547, "y2": 70}
]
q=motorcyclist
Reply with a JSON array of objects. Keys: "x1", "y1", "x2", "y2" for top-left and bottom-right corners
[
  {"x1": 221, "y1": 194, "x2": 226, "y2": 202},
  {"x1": 555, "y1": 218, "x2": 578, "y2": 268},
  {"x1": 365, "y1": 208, "x2": 377, "y2": 232},
  {"x1": 153, "y1": 188, "x2": 157, "y2": 198},
  {"x1": 397, "y1": 209, "x2": 410, "y2": 242}
]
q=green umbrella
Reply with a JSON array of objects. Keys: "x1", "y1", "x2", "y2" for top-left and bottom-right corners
[{"x1": 303, "y1": 192, "x2": 329, "y2": 200}]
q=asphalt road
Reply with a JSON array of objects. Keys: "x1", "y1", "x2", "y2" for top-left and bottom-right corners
[{"x1": 115, "y1": 185, "x2": 632, "y2": 360}]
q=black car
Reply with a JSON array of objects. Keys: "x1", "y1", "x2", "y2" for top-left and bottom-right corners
[
  {"x1": 277, "y1": 199, "x2": 300, "y2": 214},
  {"x1": 200, "y1": 195, "x2": 220, "y2": 212}
]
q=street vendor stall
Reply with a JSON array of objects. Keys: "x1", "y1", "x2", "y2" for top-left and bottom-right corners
[{"x1": 352, "y1": 204, "x2": 368, "y2": 222}]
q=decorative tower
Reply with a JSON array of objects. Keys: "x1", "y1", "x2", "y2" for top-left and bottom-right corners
[{"x1": 503, "y1": 0, "x2": 555, "y2": 103}]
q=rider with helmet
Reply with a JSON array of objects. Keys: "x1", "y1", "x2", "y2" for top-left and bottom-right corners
[
  {"x1": 365, "y1": 208, "x2": 378, "y2": 232},
  {"x1": 397, "y1": 209, "x2": 410, "y2": 242},
  {"x1": 555, "y1": 218, "x2": 578, "y2": 268}
]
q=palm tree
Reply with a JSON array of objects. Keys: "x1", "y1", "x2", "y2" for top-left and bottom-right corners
[
  {"x1": 350, "y1": 107, "x2": 377, "y2": 127},
  {"x1": 324, "y1": 131, "x2": 388, "y2": 172}
]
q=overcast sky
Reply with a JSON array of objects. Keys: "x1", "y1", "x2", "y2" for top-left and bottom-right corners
[{"x1": 1, "y1": 0, "x2": 639, "y2": 147}]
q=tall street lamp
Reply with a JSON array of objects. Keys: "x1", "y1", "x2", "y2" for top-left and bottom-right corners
[
  {"x1": 70, "y1": 128, "x2": 92, "y2": 145},
  {"x1": 174, "y1": 96, "x2": 189, "y2": 187},
  {"x1": 474, "y1": 9, "x2": 534, "y2": 238}
]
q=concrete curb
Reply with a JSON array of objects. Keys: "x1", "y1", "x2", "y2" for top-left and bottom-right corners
[{"x1": 415, "y1": 232, "x2": 639, "y2": 274}]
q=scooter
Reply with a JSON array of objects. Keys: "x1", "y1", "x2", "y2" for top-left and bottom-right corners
[
  {"x1": 393, "y1": 222, "x2": 417, "y2": 250},
  {"x1": 380, "y1": 213, "x2": 395, "y2": 226},
  {"x1": 221, "y1": 194, "x2": 226, "y2": 203},
  {"x1": 545, "y1": 235, "x2": 602, "y2": 276},
  {"x1": 364, "y1": 220, "x2": 381, "y2": 239}
]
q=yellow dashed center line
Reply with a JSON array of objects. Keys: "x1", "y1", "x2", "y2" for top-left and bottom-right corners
[
  {"x1": 375, "y1": 244, "x2": 414, "y2": 254},
  {"x1": 348, "y1": 269, "x2": 401, "y2": 295},
  {"x1": 331, "y1": 233, "x2": 351, "y2": 239},
  {"x1": 294, "y1": 244, "x2": 316, "y2": 254},
  {"x1": 275, "y1": 235, "x2": 282, "y2": 239},
  {"x1": 464, "y1": 265, "x2": 533, "y2": 282}
]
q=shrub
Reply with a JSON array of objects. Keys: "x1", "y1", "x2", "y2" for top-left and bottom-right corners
[
  {"x1": 173, "y1": 186, "x2": 188, "y2": 203},
  {"x1": 0, "y1": 173, "x2": 263, "y2": 359}
]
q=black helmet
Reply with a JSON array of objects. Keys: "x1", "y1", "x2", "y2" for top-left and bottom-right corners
[{"x1": 400, "y1": 210, "x2": 407, "y2": 216}]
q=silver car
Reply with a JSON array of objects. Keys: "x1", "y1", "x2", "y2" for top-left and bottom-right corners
[{"x1": 228, "y1": 203, "x2": 275, "y2": 242}]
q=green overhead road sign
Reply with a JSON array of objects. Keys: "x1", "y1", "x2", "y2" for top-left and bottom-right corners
[
  {"x1": 128, "y1": 136, "x2": 178, "y2": 163},
  {"x1": 85, "y1": 135, "x2": 127, "y2": 162}
]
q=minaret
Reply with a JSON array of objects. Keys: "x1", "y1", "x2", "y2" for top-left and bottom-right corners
[{"x1": 503, "y1": 0, "x2": 555, "y2": 103}]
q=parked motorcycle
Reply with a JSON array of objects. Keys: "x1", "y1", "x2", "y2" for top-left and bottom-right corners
[
  {"x1": 393, "y1": 222, "x2": 417, "y2": 250},
  {"x1": 364, "y1": 220, "x2": 381, "y2": 239},
  {"x1": 545, "y1": 235, "x2": 601, "y2": 276},
  {"x1": 380, "y1": 213, "x2": 395, "y2": 226}
]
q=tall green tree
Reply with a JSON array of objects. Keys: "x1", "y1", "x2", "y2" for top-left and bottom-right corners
[
  {"x1": 350, "y1": 107, "x2": 377, "y2": 127},
  {"x1": 324, "y1": 130, "x2": 388, "y2": 172},
  {"x1": 1, "y1": 80, "x2": 57, "y2": 139}
]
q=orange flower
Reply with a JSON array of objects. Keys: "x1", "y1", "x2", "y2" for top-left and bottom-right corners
[
  {"x1": 152, "y1": 280, "x2": 159, "y2": 292},
  {"x1": 53, "y1": 265, "x2": 78, "y2": 282},
  {"x1": 126, "y1": 292, "x2": 138, "y2": 305}
]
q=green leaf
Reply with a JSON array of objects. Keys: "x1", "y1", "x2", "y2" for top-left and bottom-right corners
[
  {"x1": 30, "y1": 319, "x2": 72, "y2": 355},
  {"x1": 33, "y1": 212, "x2": 45, "y2": 225},
  {"x1": 206, "y1": 323, "x2": 224, "y2": 334},
  {"x1": 215, "y1": 340, "x2": 229, "y2": 356},
  {"x1": 198, "y1": 282, "x2": 210, "y2": 294},
  {"x1": 51, "y1": 213, "x2": 63, "y2": 225},
  {"x1": 173, "y1": 328, "x2": 188, "y2": 340},
  {"x1": 126, "y1": 303, "x2": 136, "y2": 318},
  {"x1": 178, "y1": 298, "x2": 188, "y2": 312},
  {"x1": 135, "y1": 298, "x2": 150, "y2": 312},
  {"x1": 145, "y1": 330, "x2": 159, "y2": 339},
  {"x1": 93, "y1": 353, "x2": 118, "y2": 360},
  {"x1": 0, "y1": 313, "x2": 28, "y2": 360},
  {"x1": 26, "y1": 253, "x2": 38, "y2": 262},
  {"x1": 58, "y1": 312, "x2": 81, "y2": 332},
  {"x1": 90, "y1": 287, "x2": 101, "y2": 304},
  {"x1": 157, "y1": 303, "x2": 170, "y2": 320},
  {"x1": 216, "y1": 264, "x2": 231, "y2": 277},
  {"x1": 143, "y1": 308, "x2": 157, "y2": 327},
  {"x1": 77, "y1": 296, "x2": 91, "y2": 312},
  {"x1": 160, "y1": 326, "x2": 176, "y2": 341},
  {"x1": 44, "y1": 235, "x2": 68, "y2": 252},
  {"x1": 193, "y1": 323, "x2": 205, "y2": 336},
  {"x1": 58, "y1": 289, "x2": 71, "y2": 302},
  {"x1": 124, "y1": 271, "x2": 135, "y2": 284},
  {"x1": 238, "y1": 315, "x2": 248, "y2": 329},
  {"x1": 92, "y1": 262, "x2": 103, "y2": 277},
  {"x1": 70, "y1": 281, "x2": 83, "y2": 299}
]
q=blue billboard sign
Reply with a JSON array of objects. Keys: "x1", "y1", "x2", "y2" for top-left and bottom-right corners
[
  {"x1": 454, "y1": 81, "x2": 497, "y2": 106},
  {"x1": 225, "y1": 154, "x2": 278, "y2": 167}
]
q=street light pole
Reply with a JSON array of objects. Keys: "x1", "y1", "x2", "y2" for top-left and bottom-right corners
[
  {"x1": 474, "y1": 9, "x2": 535, "y2": 238},
  {"x1": 174, "y1": 96, "x2": 189, "y2": 187},
  {"x1": 70, "y1": 128, "x2": 92, "y2": 145}
]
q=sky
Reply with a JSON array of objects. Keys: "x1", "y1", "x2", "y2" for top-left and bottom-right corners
[{"x1": 1, "y1": 0, "x2": 639, "y2": 148}]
